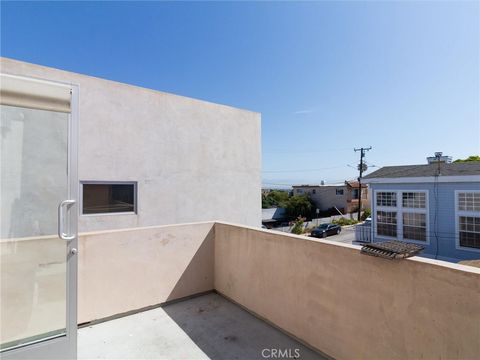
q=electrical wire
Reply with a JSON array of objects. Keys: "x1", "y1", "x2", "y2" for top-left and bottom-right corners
[
  {"x1": 433, "y1": 170, "x2": 440, "y2": 259},
  {"x1": 262, "y1": 166, "x2": 345, "y2": 173}
]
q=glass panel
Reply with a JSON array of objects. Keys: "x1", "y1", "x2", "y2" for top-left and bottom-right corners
[
  {"x1": 458, "y1": 192, "x2": 480, "y2": 212},
  {"x1": 403, "y1": 212, "x2": 426, "y2": 241},
  {"x1": 402, "y1": 192, "x2": 426, "y2": 209},
  {"x1": 82, "y1": 183, "x2": 135, "y2": 214},
  {"x1": 1, "y1": 105, "x2": 68, "y2": 350},
  {"x1": 376, "y1": 211, "x2": 397, "y2": 237},
  {"x1": 376, "y1": 192, "x2": 397, "y2": 207},
  {"x1": 459, "y1": 216, "x2": 480, "y2": 249}
]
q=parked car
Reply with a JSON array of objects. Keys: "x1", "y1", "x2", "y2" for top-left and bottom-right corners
[
  {"x1": 363, "y1": 217, "x2": 372, "y2": 226},
  {"x1": 310, "y1": 223, "x2": 341, "y2": 238}
]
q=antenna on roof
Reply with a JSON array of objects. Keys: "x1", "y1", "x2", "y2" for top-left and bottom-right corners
[{"x1": 435, "y1": 152, "x2": 442, "y2": 176}]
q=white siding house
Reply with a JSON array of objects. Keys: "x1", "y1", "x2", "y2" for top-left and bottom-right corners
[{"x1": 363, "y1": 161, "x2": 480, "y2": 262}]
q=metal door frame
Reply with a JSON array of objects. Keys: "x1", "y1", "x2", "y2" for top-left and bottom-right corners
[{"x1": 1, "y1": 77, "x2": 79, "y2": 360}]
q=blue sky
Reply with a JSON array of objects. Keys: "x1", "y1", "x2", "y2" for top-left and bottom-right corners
[{"x1": 2, "y1": 1, "x2": 479, "y2": 187}]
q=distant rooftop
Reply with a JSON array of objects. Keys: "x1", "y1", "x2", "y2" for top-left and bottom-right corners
[
  {"x1": 363, "y1": 161, "x2": 480, "y2": 179},
  {"x1": 292, "y1": 183, "x2": 344, "y2": 188},
  {"x1": 293, "y1": 180, "x2": 366, "y2": 188}
]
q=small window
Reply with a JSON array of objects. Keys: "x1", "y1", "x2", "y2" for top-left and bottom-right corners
[
  {"x1": 82, "y1": 182, "x2": 136, "y2": 215},
  {"x1": 376, "y1": 192, "x2": 397, "y2": 207},
  {"x1": 403, "y1": 213, "x2": 426, "y2": 241},
  {"x1": 402, "y1": 192, "x2": 426, "y2": 209},
  {"x1": 377, "y1": 211, "x2": 397, "y2": 237},
  {"x1": 352, "y1": 189, "x2": 359, "y2": 199},
  {"x1": 312, "y1": 189, "x2": 316, "y2": 195},
  {"x1": 296, "y1": 189, "x2": 304, "y2": 194},
  {"x1": 459, "y1": 216, "x2": 480, "y2": 249},
  {"x1": 458, "y1": 192, "x2": 480, "y2": 212},
  {"x1": 336, "y1": 189, "x2": 344, "y2": 196}
]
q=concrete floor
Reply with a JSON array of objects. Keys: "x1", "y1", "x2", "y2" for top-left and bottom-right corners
[{"x1": 78, "y1": 293, "x2": 325, "y2": 360}]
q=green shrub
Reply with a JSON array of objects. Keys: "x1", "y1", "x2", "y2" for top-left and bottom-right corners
[
  {"x1": 332, "y1": 217, "x2": 359, "y2": 226},
  {"x1": 361, "y1": 208, "x2": 371, "y2": 221},
  {"x1": 291, "y1": 216, "x2": 306, "y2": 235}
]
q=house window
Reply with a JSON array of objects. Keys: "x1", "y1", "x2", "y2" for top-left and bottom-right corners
[
  {"x1": 458, "y1": 192, "x2": 480, "y2": 212},
  {"x1": 375, "y1": 190, "x2": 428, "y2": 242},
  {"x1": 457, "y1": 192, "x2": 480, "y2": 249},
  {"x1": 459, "y1": 216, "x2": 480, "y2": 249},
  {"x1": 296, "y1": 189, "x2": 304, "y2": 194},
  {"x1": 403, "y1": 213, "x2": 426, "y2": 241},
  {"x1": 352, "y1": 189, "x2": 359, "y2": 199},
  {"x1": 377, "y1": 211, "x2": 397, "y2": 237},
  {"x1": 376, "y1": 192, "x2": 397, "y2": 207},
  {"x1": 336, "y1": 189, "x2": 344, "y2": 196},
  {"x1": 312, "y1": 189, "x2": 316, "y2": 195},
  {"x1": 402, "y1": 192, "x2": 426, "y2": 209},
  {"x1": 82, "y1": 182, "x2": 136, "y2": 215}
]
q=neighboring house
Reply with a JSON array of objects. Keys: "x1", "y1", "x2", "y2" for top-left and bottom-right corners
[
  {"x1": 292, "y1": 180, "x2": 369, "y2": 214},
  {"x1": 1, "y1": 57, "x2": 261, "y2": 235},
  {"x1": 363, "y1": 160, "x2": 480, "y2": 262},
  {"x1": 261, "y1": 207, "x2": 287, "y2": 228}
]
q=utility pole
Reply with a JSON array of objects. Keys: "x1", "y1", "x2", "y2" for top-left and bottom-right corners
[{"x1": 354, "y1": 146, "x2": 372, "y2": 221}]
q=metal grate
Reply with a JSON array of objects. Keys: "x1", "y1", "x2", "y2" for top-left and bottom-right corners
[{"x1": 361, "y1": 240, "x2": 424, "y2": 260}]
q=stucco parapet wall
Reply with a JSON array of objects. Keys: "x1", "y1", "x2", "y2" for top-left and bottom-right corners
[
  {"x1": 3, "y1": 221, "x2": 478, "y2": 357},
  {"x1": 0, "y1": 57, "x2": 260, "y2": 116},
  {"x1": 214, "y1": 221, "x2": 480, "y2": 274},
  {"x1": 214, "y1": 221, "x2": 480, "y2": 359},
  {"x1": 78, "y1": 221, "x2": 216, "y2": 323}
]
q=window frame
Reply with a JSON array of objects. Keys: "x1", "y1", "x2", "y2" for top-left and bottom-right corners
[
  {"x1": 374, "y1": 189, "x2": 429, "y2": 244},
  {"x1": 376, "y1": 210, "x2": 398, "y2": 238},
  {"x1": 352, "y1": 189, "x2": 359, "y2": 199},
  {"x1": 455, "y1": 190, "x2": 480, "y2": 252},
  {"x1": 80, "y1": 181, "x2": 138, "y2": 216}
]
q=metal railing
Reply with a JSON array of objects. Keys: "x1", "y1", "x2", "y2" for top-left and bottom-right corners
[{"x1": 355, "y1": 224, "x2": 371, "y2": 243}]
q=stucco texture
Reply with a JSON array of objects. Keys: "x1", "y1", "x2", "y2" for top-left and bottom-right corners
[
  {"x1": 214, "y1": 222, "x2": 480, "y2": 360},
  {"x1": 1, "y1": 57, "x2": 262, "y2": 232}
]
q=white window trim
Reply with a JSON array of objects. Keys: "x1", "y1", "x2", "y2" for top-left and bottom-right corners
[
  {"x1": 455, "y1": 190, "x2": 480, "y2": 253},
  {"x1": 374, "y1": 189, "x2": 430, "y2": 245},
  {"x1": 80, "y1": 181, "x2": 138, "y2": 216}
]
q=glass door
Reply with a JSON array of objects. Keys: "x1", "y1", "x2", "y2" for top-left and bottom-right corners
[{"x1": 0, "y1": 74, "x2": 78, "y2": 359}]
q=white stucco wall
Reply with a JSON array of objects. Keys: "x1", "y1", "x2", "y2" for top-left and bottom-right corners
[{"x1": 1, "y1": 57, "x2": 261, "y2": 232}]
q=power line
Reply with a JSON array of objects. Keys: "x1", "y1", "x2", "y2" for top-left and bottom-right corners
[
  {"x1": 262, "y1": 166, "x2": 345, "y2": 173},
  {"x1": 263, "y1": 146, "x2": 354, "y2": 155}
]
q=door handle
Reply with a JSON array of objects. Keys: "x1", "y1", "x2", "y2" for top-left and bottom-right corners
[{"x1": 58, "y1": 199, "x2": 76, "y2": 241}]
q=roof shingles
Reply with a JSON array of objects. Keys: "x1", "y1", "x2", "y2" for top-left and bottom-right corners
[{"x1": 363, "y1": 162, "x2": 480, "y2": 179}]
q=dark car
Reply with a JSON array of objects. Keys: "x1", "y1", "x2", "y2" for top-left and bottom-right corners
[{"x1": 310, "y1": 223, "x2": 341, "y2": 238}]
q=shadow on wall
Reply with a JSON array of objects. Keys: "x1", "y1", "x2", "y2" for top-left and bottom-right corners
[
  {"x1": 162, "y1": 293, "x2": 326, "y2": 360},
  {"x1": 166, "y1": 227, "x2": 215, "y2": 302}
]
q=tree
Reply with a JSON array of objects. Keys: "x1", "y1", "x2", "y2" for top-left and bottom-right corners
[
  {"x1": 284, "y1": 195, "x2": 314, "y2": 219},
  {"x1": 453, "y1": 155, "x2": 480, "y2": 163},
  {"x1": 262, "y1": 190, "x2": 289, "y2": 208}
]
